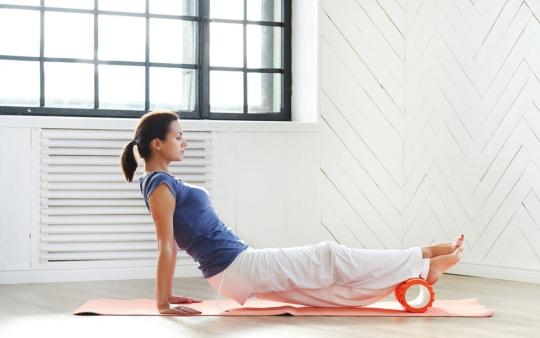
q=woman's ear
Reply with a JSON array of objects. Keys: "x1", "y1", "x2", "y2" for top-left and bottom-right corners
[{"x1": 150, "y1": 138, "x2": 160, "y2": 152}]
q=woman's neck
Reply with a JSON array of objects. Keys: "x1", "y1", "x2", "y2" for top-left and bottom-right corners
[{"x1": 143, "y1": 165, "x2": 170, "y2": 174}]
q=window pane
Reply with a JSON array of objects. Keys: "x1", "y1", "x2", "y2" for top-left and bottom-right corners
[
  {"x1": 209, "y1": 0, "x2": 242, "y2": 20},
  {"x1": 210, "y1": 22, "x2": 243, "y2": 67},
  {"x1": 247, "y1": 0, "x2": 282, "y2": 22},
  {"x1": 45, "y1": 62, "x2": 94, "y2": 108},
  {"x1": 45, "y1": 12, "x2": 94, "y2": 59},
  {"x1": 247, "y1": 25, "x2": 281, "y2": 68},
  {"x1": 210, "y1": 71, "x2": 243, "y2": 113},
  {"x1": 0, "y1": 60, "x2": 39, "y2": 106},
  {"x1": 248, "y1": 73, "x2": 281, "y2": 113},
  {"x1": 0, "y1": 0, "x2": 38, "y2": 5},
  {"x1": 150, "y1": 0, "x2": 197, "y2": 16},
  {"x1": 150, "y1": 18, "x2": 196, "y2": 64},
  {"x1": 99, "y1": 65, "x2": 145, "y2": 110},
  {"x1": 0, "y1": 9, "x2": 40, "y2": 57},
  {"x1": 99, "y1": 15, "x2": 145, "y2": 62},
  {"x1": 45, "y1": 0, "x2": 93, "y2": 9},
  {"x1": 150, "y1": 67, "x2": 196, "y2": 111},
  {"x1": 98, "y1": 0, "x2": 145, "y2": 13}
]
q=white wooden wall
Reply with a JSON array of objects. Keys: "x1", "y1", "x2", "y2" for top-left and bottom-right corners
[
  {"x1": 0, "y1": 116, "x2": 321, "y2": 284},
  {"x1": 320, "y1": 0, "x2": 540, "y2": 283},
  {"x1": 212, "y1": 130, "x2": 322, "y2": 249},
  {"x1": 319, "y1": 0, "x2": 405, "y2": 250}
]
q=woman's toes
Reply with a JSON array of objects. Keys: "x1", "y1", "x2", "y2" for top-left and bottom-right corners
[
  {"x1": 452, "y1": 234, "x2": 465, "y2": 250},
  {"x1": 455, "y1": 245, "x2": 464, "y2": 257}
]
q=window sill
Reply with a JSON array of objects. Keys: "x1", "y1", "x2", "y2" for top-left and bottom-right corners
[{"x1": 0, "y1": 114, "x2": 320, "y2": 133}]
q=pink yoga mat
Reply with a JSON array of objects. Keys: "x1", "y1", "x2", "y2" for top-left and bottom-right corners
[{"x1": 73, "y1": 297, "x2": 494, "y2": 317}]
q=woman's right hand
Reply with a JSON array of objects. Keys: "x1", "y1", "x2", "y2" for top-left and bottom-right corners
[{"x1": 158, "y1": 303, "x2": 202, "y2": 316}]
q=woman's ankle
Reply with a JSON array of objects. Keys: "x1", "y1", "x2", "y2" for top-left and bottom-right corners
[{"x1": 421, "y1": 246, "x2": 432, "y2": 259}]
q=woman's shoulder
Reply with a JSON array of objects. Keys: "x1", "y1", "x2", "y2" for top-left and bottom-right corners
[{"x1": 139, "y1": 171, "x2": 182, "y2": 198}]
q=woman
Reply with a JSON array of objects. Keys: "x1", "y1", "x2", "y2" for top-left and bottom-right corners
[{"x1": 120, "y1": 110, "x2": 465, "y2": 316}]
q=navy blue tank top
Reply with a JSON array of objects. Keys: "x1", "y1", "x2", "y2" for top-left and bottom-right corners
[{"x1": 138, "y1": 171, "x2": 250, "y2": 278}]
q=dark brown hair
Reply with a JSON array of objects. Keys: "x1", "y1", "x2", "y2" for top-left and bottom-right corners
[{"x1": 120, "y1": 110, "x2": 180, "y2": 182}]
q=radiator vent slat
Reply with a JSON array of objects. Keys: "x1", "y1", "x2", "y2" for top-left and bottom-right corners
[{"x1": 39, "y1": 128, "x2": 213, "y2": 265}]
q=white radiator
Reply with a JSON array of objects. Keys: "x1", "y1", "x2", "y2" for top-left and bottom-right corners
[{"x1": 37, "y1": 128, "x2": 213, "y2": 269}]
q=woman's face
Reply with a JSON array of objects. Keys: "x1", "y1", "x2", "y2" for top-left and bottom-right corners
[{"x1": 154, "y1": 119, "x2": 188, "y2": 161}]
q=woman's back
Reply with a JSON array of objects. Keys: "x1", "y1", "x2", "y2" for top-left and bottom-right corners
[{"x1": 139, "y1": 171, "x2": 250, "y2": 279}]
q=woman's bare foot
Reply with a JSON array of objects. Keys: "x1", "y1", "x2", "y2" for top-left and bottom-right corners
[
  {"x1": 426, "y1": 246, "x2": 464, "y2": 285},
  {"x1": 421, "y1": 234, "x2": 464, "y2": 258}
]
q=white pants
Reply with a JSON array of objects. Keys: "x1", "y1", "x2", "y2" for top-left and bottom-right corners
[{"x1": 206, "y1": 241, "x2": 430, "y2": 307}]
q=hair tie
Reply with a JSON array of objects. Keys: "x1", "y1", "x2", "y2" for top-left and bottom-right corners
[{"x1": 131, "y1": 139, "x2": 138, "y2": 146}]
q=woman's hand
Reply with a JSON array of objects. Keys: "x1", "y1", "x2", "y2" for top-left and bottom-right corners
[
  {"x1": 168, "y1": 295, "x2": 203, "y2": 304},
  {"x1": 158, "y1": 303, "x2": 202, "y2": 316}
]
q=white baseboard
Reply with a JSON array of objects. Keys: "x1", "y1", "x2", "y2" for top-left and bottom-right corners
[
  {"x1": 0, "y1": 263, "x2": 201, "y2": 284},
  {"x1": 447, "y1": 262, "x2": 540, "y2": 284},
  {"x1": 2, "y1": 261, "x2": 539, "y2": 285}
]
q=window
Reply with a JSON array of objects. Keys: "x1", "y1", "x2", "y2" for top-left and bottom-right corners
[{"x1": 0, "y1": 0, "x2": 291, "y2": 120}]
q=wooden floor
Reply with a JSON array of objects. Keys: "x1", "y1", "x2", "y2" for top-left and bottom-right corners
[{"x1": 0, "y1": 273, "x2": 537, "y2": 338}]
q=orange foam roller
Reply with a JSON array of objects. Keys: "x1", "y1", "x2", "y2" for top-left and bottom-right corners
[{"x1": 394, "y1": 278, "x2": 435, "y2": 313}]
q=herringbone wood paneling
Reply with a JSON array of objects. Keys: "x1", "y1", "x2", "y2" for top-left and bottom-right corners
[{"x1": 320, "y1": 0, "x2": 540, "y2": 282}]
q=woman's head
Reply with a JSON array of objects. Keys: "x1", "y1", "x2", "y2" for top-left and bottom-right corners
[{"x1": 120, "y1": 110, "x2": 188, "y2": 182}]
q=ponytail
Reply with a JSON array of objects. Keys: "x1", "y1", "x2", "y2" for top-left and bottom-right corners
[{"x1": 120, "y1": 140, "x2": 139, "y2": 182}]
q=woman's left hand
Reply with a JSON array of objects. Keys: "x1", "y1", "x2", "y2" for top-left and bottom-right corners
[{"x1": 168, "y1": 295, "x2": 203, "y2": 304}]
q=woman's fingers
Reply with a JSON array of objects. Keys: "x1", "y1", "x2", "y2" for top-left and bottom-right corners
[
  {"x1": 158, "y1": 304, "x2": 202, "y2": 315},
  {"x1": 173, "y1": 305, "x2": 202, "y2": 315},
  {"x1": 168, "y1": 295, "x2": 203, "y2": 304}
]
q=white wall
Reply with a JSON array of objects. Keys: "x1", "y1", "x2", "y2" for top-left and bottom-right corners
[
  {"x1": 213, "y1": 129, "x2": 322, "y2": 248},
  {"x1": 0, "y1": 0, "x2": 323, "y2": 284},
  {"x1": 0, "y1": 127, "x2": 33, "y2": 270},
  {"x1": 404, "y1": 0, "x2": 540, "y2": 283},
  {"x1": 3, "y1": 0, "x2": 540, "y2": 285},
  {"x1": 320, "y1": 0, "x2": 540, "y2": 283},
  {"x1": 319, "y1": 0, "x2": 405, "y2": 250},
  {"x1": 0, "y1": 117, "x2": 321, "y2": 283}
]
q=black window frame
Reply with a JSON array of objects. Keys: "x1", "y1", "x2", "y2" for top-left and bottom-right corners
[{"x1": 0, "y1": 0, "x2": 291, "y2": 121}]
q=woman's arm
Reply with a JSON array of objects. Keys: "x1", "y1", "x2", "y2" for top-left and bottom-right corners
[
  {"x1": 148, "y1": 183, "x2": 200, "y2": 315},
  {"x1": 156, "y1": 241, "x2": 176, "y2": 307}
]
